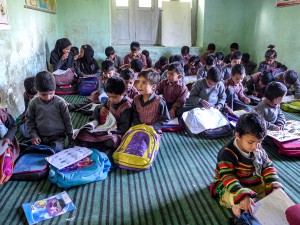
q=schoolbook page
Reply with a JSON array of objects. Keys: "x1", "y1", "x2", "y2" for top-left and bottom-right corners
[
  {"x1": 45, "y1": 146, "x2": 93, "y2": 170},
  {"x1": 267, "y1": 120, "x2": 300, "y2": 142},
  {"x1": 253, "y1": 189, "x2": 294, "y2": 225}
]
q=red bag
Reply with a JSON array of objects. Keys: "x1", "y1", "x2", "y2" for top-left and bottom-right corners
[
  {"x1": 273, "y1": 139, "x2": 300, "y2": 156},
  {"x1": 53, "y1": 68, "x2": 75, "y2": 86}
]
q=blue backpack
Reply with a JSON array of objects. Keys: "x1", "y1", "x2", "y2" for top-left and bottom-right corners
[
  {"x1": 11, "y1": 145, "x2": 55, "y2": 181},
  {"x1": 78, "y1": 76, "x2": 99, "y2": 96},
  {"x1": 48, "y1": 148, "x2": 111, "y2": 188}
]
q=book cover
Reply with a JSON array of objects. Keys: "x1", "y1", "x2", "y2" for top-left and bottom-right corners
[
  {"x1": 45, "y1": 146, "x2": 93, "y2": 170},
  {"x1": 267, "y1": 120, "x2": 300, "y2": 142},
  {"x1": 22, "y1": 191, "x2": 76, "y2": 225}
]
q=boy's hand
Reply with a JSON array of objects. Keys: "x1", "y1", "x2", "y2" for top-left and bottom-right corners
[
  {"x1": 201, "y1": 100, "x2": 210, "y2": 109},
  {"x1": 2, "y1": 138, "x2": 11, "y2": 146},
  {"x1": 244, "y1": 98, "x2": 251, "y2": 105},
  {"x1": 239, "y1": 196, "x2": 256, "y2": 215},
  {"x1": 169, "y1": 109, "x2": 175, "y2": 120},
  {"x1": 273, "y1": 125, "x2": 284, "y2": 131},
  {"x1": 31, "y1": 137, "x2": 41, "y2": 145},
  {"x1": 100, "y1": 107, "x2": 109, "y2": 116}
]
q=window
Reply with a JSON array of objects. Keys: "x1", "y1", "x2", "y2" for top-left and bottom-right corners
[{"x1": 111, "y1": 0, "x2": 197, "y2": 46}]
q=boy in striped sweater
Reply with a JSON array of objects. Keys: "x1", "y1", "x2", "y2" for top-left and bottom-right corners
[{"x1": 210, "y1": 112, "x2": 282, "y2": 217}]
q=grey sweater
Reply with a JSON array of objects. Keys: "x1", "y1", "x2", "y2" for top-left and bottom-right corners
[
  {"x1": 254, "y1": 101, "x2": 285, "y2": 130},
  {"x1": 189, "y1": 78, "x2": 226, "y2": 108},
  {"x1": 26, "y1": 96, "x2": 73, "y2": 138}
]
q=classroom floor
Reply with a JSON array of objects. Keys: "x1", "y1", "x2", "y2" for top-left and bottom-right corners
[{"x1": 0, "y1": 95, "x2": 299, "y2": 225}]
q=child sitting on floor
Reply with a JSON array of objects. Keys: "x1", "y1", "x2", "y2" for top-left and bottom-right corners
[
  {"x1": 142, "y1": 49, "x2": 152, "y2": 68},
  {"x1": 156, "y1": 62, "x2": 188, "y2": 119},
  {"x1": 105, "y1": 46, "x2": 122, "y2": 72},
  {"x1": 222, "y1": 50, "x2": 242, "y2": 82},
  {"x1": 98, "y1": 59, "x2": 119, "y2": 95},
  {"x1": 246, "y1": 70, "x2": 274, "y2": 99},
  {"x1": 189, "y1": 66, "x2": 226, "y2": 111},
  {"x1": 210, "y1": 112, "x2": 282, "y2": 217},
  {"x1": 19, "y1": 76, "x2": 38, "y2": 138},
  {"x1": 274, "y1": 70, "x2": 300, "y2": 99},
  {"x1": 225, "y1": 64, "x2": 252, "y2": 113},
  {"x1": 154, "y1": 56, "x2": 169, "y2": 75},
  {"x1": 120, "y1": 68, "x2": 139, "y2": 100},
  {"x1": 121, "y1": 41, "x2": 147, "y2": 69},
  {"x1": 197, "y1": 54, "x2": 216, "y2": 79},
  {"x1": 184, "y1": 55, "x2": 201, "y2": 76},
  {"x1": 26, "y1": 71, "x2": 73, "y2": 152},
  {"x1": 254, "y1": 81, "x2": 287, "y2": 131},
  {"x1": 132, "y1": 69, "x2": 170, "y2": 134},
  {"x1": 75, "y1": 77, "x2": 132, "y2": 150}
]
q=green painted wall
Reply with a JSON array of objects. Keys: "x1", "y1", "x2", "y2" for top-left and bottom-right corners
[
  {"x1": 0, "y1": 0, "x2": 57, "y2": 117},
  {"x1": 56, "y1": 0, "x2": 111, "y2": 61},
  {"x1": 244, "y1": 0, "x2": 300, "y2": 73}
]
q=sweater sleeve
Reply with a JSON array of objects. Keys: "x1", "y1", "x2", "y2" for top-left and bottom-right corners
[
  {"x1": 59, "y1": 101, "x2": 73, "y2": 135},
  {"x1": 26, "y1": 101, "x2": 39, "y2": 138},
  {"x1": 3, "y1": 114, "x2": 16, "y2": 141},
  {"x1": 171, "y1": 86, "x2": 188, "y2": 112},
  {"x1": 189, "y1": 80, "x2": 203, "y2": 106},
  {"x1": 275, "y1": 108, "x2": 285, "y2": 127},
  {"x1": 152, "y1": 98, "x2": 170, "y2": 132}
]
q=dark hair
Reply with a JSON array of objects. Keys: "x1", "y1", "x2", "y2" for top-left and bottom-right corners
[
  {"x1": 264, "y1": 81, "x2": 287, "y2": 101},
  {"x1": 168, "y1": 62, "x2": 184, "y2": 75},
  {"x1": 242, "y1": 53, "x2": 250, "y2": 63},
  {"x1": 230, "y1": 42, "x2": 239, "y2": 50},
  {"x1": 230, "y1": 50, "x2": 242, "y2": 60},
  {"x1": 70, "y1": 46, "x2": 79, "y2": 56},
  {"x1": 142, "y1": 50, "x2": 150, "y2": 58},
  {"x1": 35, "y1": 71, "x2": 56, "y2": 92},
  {"x1": 104, "y1": 77, "x2": 126, "y2": 95},
  {"x1": 24, "y1": 76, "x2": 37, "y2": 95},
  {"x1": 120, "y1": 68, "x2": 135, "y2": 80},
  {"x1": 205, "y1": 54, "x2": 217, "y2": 66},
  {"x1": 130, "y1": 41, "x2": 140, "y2": 51},
  {"x1": 232, "y1": 64, "x2": 245, "y2": 76},
  {"x1": 159, "y1": 56, "x2": 169, "y2": 66},
  {"x1": 101, "y1": 59, "x2": 115, "y2": 72},
  {"x1": 171, "y1": 54, "x2": 184, "y2": 67},
  {"x1": 188, "y1": 55, "x2": 200, "y2": 66},
  {"x1": 207, "y1": 43, "x2": 216, "y2": 51},
  {"x1": 206, "y1": 66, "x2": 222, "y2": 83},
  {"x1": 130, "y1": 58, "x2": 143, "y2": 72},
  {"x1": 265, "y1": 45, "x2": 277, "y2": 58},
  {"x1": 260, "y1": 71, "x2": 274, "y2": 86},
  {"x1": 235, "y1": 112, "x2": 266, "y2": 139},
  {"x1": 138, "y1": 68, "x2": 160, "y2": 85},
  {"x1": 285, "y1": 70, "x2": 299, "y2": 85},
  {"x1": 215, "y1": 52, "x2": 224, "y2": 61},
  {"x1": 105, "y1": 46, "x2": 115, "y2": 57},
  {"x1": 181, "y1": 46, "x2": 190, "y2": 55}
]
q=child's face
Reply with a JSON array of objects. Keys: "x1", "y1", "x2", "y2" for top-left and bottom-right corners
[
  {"x1": 265, "y1": 56, "x2": 275, "y2": 65},
  {"x1": 124, "y1": 78, "x2": 135, "y2": 92},
  {"x1": 136, "y1": 76, "x2": 155, "y2": 96},
  {"x1": 167, "y1": 70, "x2": 181, "y2": 82},
  {"x1": 107, "y1": 92, "x2": 124, "y2": 105},
  {"x1": 108, "y1": 53, "x2": 115, "y2": 60},
  {"x1": 231, "y1": 58, "x2": 241, "y2": 66},
  {"x1": 272, "y1": 96, "x2": 284, "y2": 105},
  {"x1": 79, "y1": 48, "x2": 84, "y2": 58},
  {"x1": 63, "y1": 45, "x2": 71, "y2": 54},
  {"x1": 131, "y1": 50, "x2": 139, "y2": 57},
  {"x1": 38, "y1": 91, "x2": 55, "y2": 102},
  {"x1": 103, "y1": 70, "x2": 115, "y2": 78},
  {"x1": 205, "y1": 78, "x2": 218, "y2": 88},
  {"x1": 232, "y1": 73, "x2": 244, "y2": 85},
  {"x1": 235, "y1": 133, "x2": 263, "y2": 153},
  {"x1": 74, "y1": 54, "x2": 79, "y2": 60}
]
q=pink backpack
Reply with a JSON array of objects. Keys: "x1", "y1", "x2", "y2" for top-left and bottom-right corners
[{"x1": 273, "y1": 139, "x2": 300, "y2": 157}]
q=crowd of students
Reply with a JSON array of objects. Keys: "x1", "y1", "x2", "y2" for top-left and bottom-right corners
[{"x1": 1, "y1": 38, "x2": 300, "y2": 220}]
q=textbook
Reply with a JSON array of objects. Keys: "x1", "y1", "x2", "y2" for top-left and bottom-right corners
[
  {"x1": 72, "y1": 112, "x2": 117, "y2": 139},
  {"x1": 164, "y1": 117, "x2": 179, "y2": 125},
  {"x1": 267, "y1": 120, "x2": 300, "y2": 142},
  {"x1": 22, "y1": 191, "x2": 76, "y2": 225},
  {"x1": 45, "y1": 146, "x2": 93, "y2": 170}
]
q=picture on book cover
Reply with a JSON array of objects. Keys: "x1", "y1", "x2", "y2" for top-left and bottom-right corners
[
  {"x1": 267, "y1": 120, "x2": 300, "y2": 142},
  {"x1": 22, "y1": 192, "x2": 75, "y2": 225},
  {"x1": 59, "y1": 156, "x2": 94, "y2": 172}
]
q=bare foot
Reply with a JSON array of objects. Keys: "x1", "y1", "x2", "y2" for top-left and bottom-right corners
[{"x1": 232, "y1": 205, "x2": 241, "y2": 217}]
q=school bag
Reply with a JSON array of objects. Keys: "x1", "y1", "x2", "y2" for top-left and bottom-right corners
[
  {"x1": 53, "y1": 68, "x2": 75, "y2": 86},
  {"x1": 55, "y1": 84, "x2": 78, "y2": 95},
  {"x1": 48, "y1": 148, "x2": 111, "y2": 188},
  {"x1": 112, "y1": 124, "x2": 160, "y2": 171},
  {"x1": 281, "y1": 101, "x2": 300, "y2": 113},
  {"x1": 11, "y1": 145, "x2": 56, "y2": 181},
  {"x1": 182, "y1": 108, "x2": 233, "y2": 139},
  {"x1": 273, "y1": 139, "x2": 300, "y2": 157},
  {"x1": 78, "y1": 76, "x2": 99, "y2": 96}
]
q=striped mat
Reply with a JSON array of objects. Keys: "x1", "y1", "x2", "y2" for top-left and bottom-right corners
[{"x1": 0, "y1": 95, "x2": 299, "y2": 225}]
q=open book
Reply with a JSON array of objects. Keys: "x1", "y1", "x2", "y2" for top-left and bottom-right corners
[
  {"x1": 72, "y1": 112, "x2": 117, "y2": 139},
  {"x1": 267, "y1": 120, "x2": 300, "y2": 142},
  {"x1": 22, "y1": 191, "x2": 76, "y2": 225},
  {"x1": 45, "y1": 146, "x2": 93, "y2": 170},
  {"x1": 163, "y1": 117, "x2": 179, "y2": 125}
]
